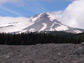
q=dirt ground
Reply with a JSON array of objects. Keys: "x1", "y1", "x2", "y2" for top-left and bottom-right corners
[{"x1": 0, "y1": 44, "x2": 84, "y2": 63}]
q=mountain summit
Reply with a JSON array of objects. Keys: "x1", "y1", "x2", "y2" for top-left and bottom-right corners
[{"x1": 0, "y1": 12, "x2": 83, "y2": 33}]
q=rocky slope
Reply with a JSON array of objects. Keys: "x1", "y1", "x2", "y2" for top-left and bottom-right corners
[{"x1": 0, "y1": 44, "x2": 84, "y2": 63}]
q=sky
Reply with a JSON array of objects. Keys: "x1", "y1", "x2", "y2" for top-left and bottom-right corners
[
  {"x1": 0, "y1": 0, "x2": 72, "y2": 17},
  {"x1": 0, "y1": 0, "x2": 84, "y2": 29}
]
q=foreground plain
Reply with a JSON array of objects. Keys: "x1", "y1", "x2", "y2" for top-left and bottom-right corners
[{"x1": 0, "y1": 44, "x2": 84, "y2": 63}]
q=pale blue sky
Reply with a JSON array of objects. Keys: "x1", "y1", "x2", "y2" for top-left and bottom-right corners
[{"x1": 0, "y1": 0, "x2": 72, "y2": 17}]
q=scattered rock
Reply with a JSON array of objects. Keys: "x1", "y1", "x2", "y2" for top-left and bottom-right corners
[
  {"x1": 0, "y1": 44, "x2": 83, "y2": 63},
  {"x1": 81, "y1": 42, "x2": 84, "y2": 46}
]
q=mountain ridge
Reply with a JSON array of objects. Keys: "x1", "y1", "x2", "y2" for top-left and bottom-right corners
[{"x1": 0, "y1": 12, "x2": 84, "y2": 33}]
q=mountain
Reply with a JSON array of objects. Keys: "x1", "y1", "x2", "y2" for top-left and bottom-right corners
[{"x1": 0, "y1": 12, "x2": 83, "y2": 33}]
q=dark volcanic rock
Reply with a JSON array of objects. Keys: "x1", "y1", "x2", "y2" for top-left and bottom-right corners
[{"x1": 0, "y1": 44, "x2": 84, "y2": 63}]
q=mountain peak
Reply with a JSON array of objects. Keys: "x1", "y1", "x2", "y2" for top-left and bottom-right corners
[{"x1": 0, "y1": 12, "x2": 83, "y2": 33}]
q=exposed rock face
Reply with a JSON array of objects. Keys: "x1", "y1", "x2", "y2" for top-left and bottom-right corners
[
  {"x1": 0, "y1": 44, "x2": 84, "y2": 63},
  {"x1": 81, "y1": 42, "x2": 84, "y2": 45},
  {"x1": 75, "y1": 42, "x2": 84, "y2": 55}
]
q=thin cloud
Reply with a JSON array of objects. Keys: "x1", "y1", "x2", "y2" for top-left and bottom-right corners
[
  {"x1": 0, "y1": 0, "x2": 72, "y2": 5},
  {"x1": 0, "y1": 0, "x2": 23, "y2": 4},
  {"x1": 24, "y1": 0, "x2": 47, "y2": 15},
  {"x1": 0, "y1": 5, "x2": 22, "y2": 16}
]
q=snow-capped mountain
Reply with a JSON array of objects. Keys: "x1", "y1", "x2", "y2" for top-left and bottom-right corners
[{"x1": 0, "y1": 12, "x2": 83, "y2": 33}]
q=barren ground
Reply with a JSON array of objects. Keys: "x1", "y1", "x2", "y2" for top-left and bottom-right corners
[{"x1": 0, "y1": 44, "x2": 84, "y2": 63}]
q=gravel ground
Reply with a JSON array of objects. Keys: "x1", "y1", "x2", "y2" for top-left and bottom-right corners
[{"x1": 0, "y1": 44, "x2": 84, "y2": 63}]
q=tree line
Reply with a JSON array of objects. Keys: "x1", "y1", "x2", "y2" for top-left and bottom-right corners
[{"x1": 0, "y1": 31, "x2": 84, "y2": 45}]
